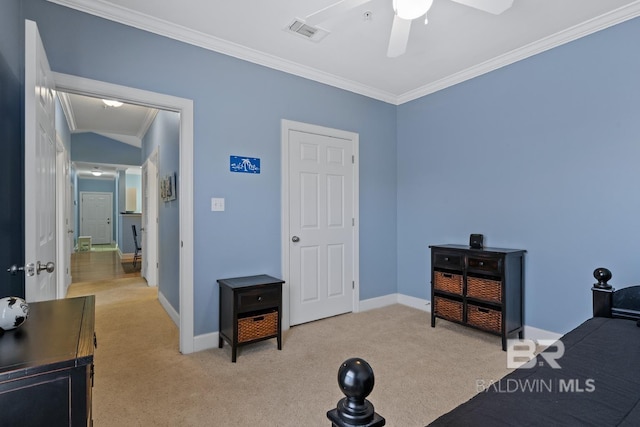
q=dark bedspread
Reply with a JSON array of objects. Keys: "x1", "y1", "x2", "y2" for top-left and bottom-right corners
[{"x1": 430, "y1": 317, "x2": 640, "y2": 426}]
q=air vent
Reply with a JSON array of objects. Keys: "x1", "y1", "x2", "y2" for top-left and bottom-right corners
[{"x1": 285, "y1": 19, "x2": 329, "y2": 42}]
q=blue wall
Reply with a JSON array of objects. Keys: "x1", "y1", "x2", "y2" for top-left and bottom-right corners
[
  {"x1": 397, "y1": 17, "x2": 640, "y2": 334},
  {"x1": 0, "y1": 0, "x2": 24, "y2": 298},
  {"x1": 71, "y1": 132, "x2": 141, "y2": 165},
  {"x1": 142, "y1": 110, "x2": 180, "y2": 312},
  {"x1": 22, "y1": 0, "x2": 397, "y2": 336}
]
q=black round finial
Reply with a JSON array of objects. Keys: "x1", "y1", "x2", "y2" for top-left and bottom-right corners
[
  {"x1": 593, "y1": 267, "x2": 612, "y2": 289},
  {"x1": 335, "y1": 358, "x2": 376, "y2": 424}
]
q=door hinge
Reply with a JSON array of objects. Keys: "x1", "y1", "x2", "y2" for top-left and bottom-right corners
[
  {"x1": 352, "y1": 155, "x2": 355, "y2": 164},
  {"x1": 352, "y1": 281, "x2": 355, "y2": 289},
  {"x1": 352, "y1": 218, "x2": 355, "y2": 226}
]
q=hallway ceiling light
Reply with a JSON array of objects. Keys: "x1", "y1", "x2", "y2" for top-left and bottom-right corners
[
  {"x1": 102, "y1": 99, "x2": 123, "y2": 108},
  {"x1": 91, "y1": 167, "x2": 103, "y2": 176}
]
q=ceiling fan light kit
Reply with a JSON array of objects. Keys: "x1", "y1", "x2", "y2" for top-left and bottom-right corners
[{"x1": 393, "y1": 0, "x2": 433, "y2": 21}]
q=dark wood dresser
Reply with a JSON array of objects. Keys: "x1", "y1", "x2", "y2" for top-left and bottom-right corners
[
  {"x1": 0, "y1": 295, "x2": 95, "y2": 426},
  {"x1": 217, "y1": 275, "x2": 284, "y2": 362},
  {"x1": 429, "y1": 244, "x2": 525, "y2": 350}
]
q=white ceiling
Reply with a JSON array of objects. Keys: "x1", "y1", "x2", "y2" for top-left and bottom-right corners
[
  {"x1": 57, "y1": 92, "x2": 154, "y2": 178},
  {"x1": 49, "y1": 0, "x2": 640, "y2": 104}
]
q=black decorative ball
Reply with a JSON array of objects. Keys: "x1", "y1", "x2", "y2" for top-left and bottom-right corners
[
  {"x1": 337, "y1": 358, "x2": 375, "y2": 400},
  {"x1": 593, "y1": 267, "x2": 612, "y2": 289}
]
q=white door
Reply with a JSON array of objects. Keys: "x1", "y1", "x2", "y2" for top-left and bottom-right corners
[
  {"x1": 55, "y1": 139, "x2": 72, "y2": 297},
  {"x1": 142, "y1": 150, "x2": 159, "y2": 286},
  {"x1": 80, "y1": 192, "x2": 113, "y2": 244},
  {"x1": 24, "y1": 20, "x2": 57, "y2": 302},
  {"x1": 286, "y1": 124, "x2": 357, "y2": 325}
]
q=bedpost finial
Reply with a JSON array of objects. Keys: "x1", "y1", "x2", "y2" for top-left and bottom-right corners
[
  {"x1": 593, "y1": 267, "x2": 613, "y2": 290},
  {"x1": 327, "y1": 358, "x2": 386, "y2": 427}
]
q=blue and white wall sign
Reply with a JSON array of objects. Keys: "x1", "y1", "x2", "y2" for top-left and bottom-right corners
[{"x1": 230, "y1": 156, "x2": 260, "y2": 174}]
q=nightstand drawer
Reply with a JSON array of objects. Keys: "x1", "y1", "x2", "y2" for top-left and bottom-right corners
[
  {"x1": 468, "y1": 257, "x2": 501, "y2": 274},
  {"x1": 433, "y1": 253, "x2": 462, "y2": 270},
  {"x1": 237, "y1": 287, "x2": 280, "y2": 313}
]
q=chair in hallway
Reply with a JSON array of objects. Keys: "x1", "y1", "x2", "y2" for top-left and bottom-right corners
[{"x1": 132, "y1": 225, "x2": 142, "y2": 268}]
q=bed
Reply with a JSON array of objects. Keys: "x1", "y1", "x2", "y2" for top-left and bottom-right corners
[{"x1": 429, "y1": 268, "x2": 640, "y2": 426}]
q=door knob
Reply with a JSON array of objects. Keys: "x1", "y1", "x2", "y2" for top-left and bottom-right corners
[
  {"x1": 291, "y1": 236, "x2": 300, "y2": 242},
  {"x1": 7, "y1": 263, "x2": 36, "y2": 277},
  {"x1": 36, "y1": 261, "x2": 55, "y2": 274}
]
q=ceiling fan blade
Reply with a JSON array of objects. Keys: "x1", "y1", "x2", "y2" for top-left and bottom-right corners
[
  {"x1": 449, "y1": 0, "x2": 513, "y2": 15},
  {"x1": 305, "y1": 0, "x2": 373, "y2": 26},
  {"x1": 387, "y1": 16, "x2": 412, "y2": 58}
]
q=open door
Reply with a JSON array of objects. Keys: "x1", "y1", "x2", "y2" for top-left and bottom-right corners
[{"x1": 24, "y1": 20, "x2": 57, "y2": 302}]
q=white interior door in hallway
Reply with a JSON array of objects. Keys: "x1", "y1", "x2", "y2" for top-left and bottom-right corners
[
  {"x1": 80, "y1": 192, "x2": 113, "y2": 245},
  {"x1": 282, "y1": 120, "x2": 359, "y2": 326},
  {"x1": 24, "y1": 20, "x2": 57, "y2": 302}
]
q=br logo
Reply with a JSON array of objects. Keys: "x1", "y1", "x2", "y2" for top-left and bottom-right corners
[{"x1": 506, "y1": 339, "x2": 565, "y2": 369}]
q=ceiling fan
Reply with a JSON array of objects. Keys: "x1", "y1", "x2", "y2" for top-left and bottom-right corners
[{"x1": 304, "y1": 0, "x2": 513, "y2": 57}]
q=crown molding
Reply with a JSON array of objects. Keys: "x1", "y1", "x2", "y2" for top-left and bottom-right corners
[
  {"x1": 48, "y1": 0, "x2": 640, "y2": 106},
  {"x1": 138, "y1": 108, "x2": 159, "y2": 140},
  {"x1": 56, "y1": 90, "x2": 78, "y2": 131}
]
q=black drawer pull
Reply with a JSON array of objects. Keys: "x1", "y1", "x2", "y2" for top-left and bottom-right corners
[
  {"x1": 253, "y1": 316, "x2": 264, "y2": 322},
  {"x1": 477, "y1": 307, "x2": 490, "y2": 313},
  {"x1": 442, "y1": 273, "x2": 453, "y2": 278},
  {"x1": 444, "y1": 257, "x2": 449, "y2": 261},
  {"x1": 478, "y1": 261, "x2": 484, "y2": 266},
  {"x1": 257, "y1": 296, "x2": 263, "y2": 302}
]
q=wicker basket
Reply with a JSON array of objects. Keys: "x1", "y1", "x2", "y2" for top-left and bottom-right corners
[
  {"x1": 466, "y1": 276, "x2": 502, "y2": 303},
  {"x1": 434, "y1": 297, "x2": 463, "y2": 322},
  {"x1": 238, "y1": 311, "x2": 278, "y2": 343},
  {"x1": 467, "y1": 305, "x2": 502, "y2": 333},
  {"x1": 433, "y1": 271, "x2": 463, "y2": 295}
]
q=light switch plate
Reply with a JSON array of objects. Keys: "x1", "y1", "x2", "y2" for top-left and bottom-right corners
[{"x1": 211, "y1": 198, "x2": 225, "y2": 211}]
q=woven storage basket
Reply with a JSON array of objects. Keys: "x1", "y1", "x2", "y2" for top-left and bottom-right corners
[
  {"x1": 467, "y1": 305, "x2": 502, "y2": 333},
  {"x1": 434, "y1": 297, "x2": 463, "y2": 322},
  {"x1": 238, "y1": 311, "x2": 278, "y2": 343},
  {"x1": 433, "y1": 271, "x2": 463, "y2": 295},
  {"x1": 466, "y1": 276, "x2": 502, "y2": 303}
]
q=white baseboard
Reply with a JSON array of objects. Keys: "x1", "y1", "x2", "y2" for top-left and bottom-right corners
[
  {"x1": 360, "y1": 293, "x2": 561, "y2": 342},
  {"x1": 118, "y1": 250, "x2": 135, "y2": 262},
  {"x1": 359, "y1": 293, "x2": 431, "y2": 313},
  {"x1": 193, "y1": 332, "x2": 219, "y2": 353},
  {"x1": 158, "y1": 290, "x2": 179, "y2": 328}
]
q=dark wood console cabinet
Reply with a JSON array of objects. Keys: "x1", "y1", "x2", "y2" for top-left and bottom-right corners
[
  {"x1": 430, "y1": 244, "x2": 525, "y2": 350},
  {"x1": 0, "y1": 296, "x2": 96, "y2": 426},
  {"x1": 218, "y1": 275, "x2": 284, "y2": 362}
]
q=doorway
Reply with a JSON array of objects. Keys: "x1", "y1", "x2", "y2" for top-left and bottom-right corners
[{"x1": 53, "y1": 73, "x2": 195, "y2": 354}]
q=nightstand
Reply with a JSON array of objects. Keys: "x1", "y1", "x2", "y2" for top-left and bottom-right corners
[{"x1": 217, "y1": 275, "x2": 284, "y2": 362}]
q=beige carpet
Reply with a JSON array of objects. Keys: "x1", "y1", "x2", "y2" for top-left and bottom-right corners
[{"x1": 67, "y1": 278, "x2": 512, "y2": 426}]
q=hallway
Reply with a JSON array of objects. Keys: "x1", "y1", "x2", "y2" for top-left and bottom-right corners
[{"x1": 70, "y1": 249, "x2": 141, "y2": 284}]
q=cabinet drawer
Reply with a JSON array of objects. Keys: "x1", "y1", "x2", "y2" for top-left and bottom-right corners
[
  {"x1": 433, "y1": 253, "x2": 462, "y2": 270},
  {"x1": 237, "y1": 287, "x2": 280, "y2": 313},
  {"x1": 238, "y1": 311, "x2": 278, "y2": 343},
  {"x1": 467, "y1": 304, "x2": 502, "y2": 333},
  {"x1": 468, "y1": 257, "x2": 501, "y2": 274},
  {"x1": 433, "y1": 297, "x2": 462, "y2": 322},
  {"x1": 433, "y1": 271, "x2": 463, "y2": 295},
  {"x1": 467, "y1": 276, "x2": 502, "y2": 303}
]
